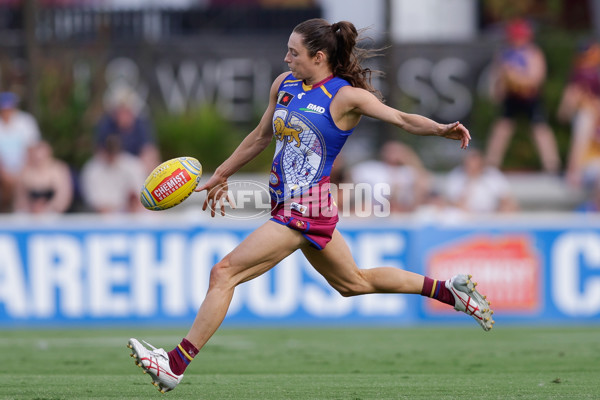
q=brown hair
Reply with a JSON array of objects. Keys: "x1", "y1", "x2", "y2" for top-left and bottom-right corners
[{"x1": 293, "y1": 18, "x2": 382, "y2": 97}]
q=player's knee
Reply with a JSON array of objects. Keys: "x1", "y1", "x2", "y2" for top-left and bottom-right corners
[
  {"x1": 209, "y1": 256, "x2": 235, "y2": 287},
  {"x1": 332, "y1": 281, "x2": 366, "y2": 297},
  {"x1": 330, "y1": 271, "x2": 371, "y2": 297}
]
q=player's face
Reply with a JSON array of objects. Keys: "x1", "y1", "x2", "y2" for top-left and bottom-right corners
[{"x1": 284, "y1": 32, "x2": 316, "y2": 80}]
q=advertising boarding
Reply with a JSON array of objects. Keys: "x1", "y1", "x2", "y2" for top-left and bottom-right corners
[{"x1": 0, "y1": 217, "x2": 599, "y2": 326}]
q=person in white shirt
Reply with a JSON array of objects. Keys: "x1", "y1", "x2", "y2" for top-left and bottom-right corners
[
  {"x1": 350, "y1": 141, "x2": 431, "y2": 214},
  {"x1": 445, "y1": 148, "x2": 519, "y2": 213},
  {"x1": 80, "y1": 134, "x2": 146, "y2": 213},
  {"x1": 0, "y1": 92, "x2": 41, "y2": 211}
]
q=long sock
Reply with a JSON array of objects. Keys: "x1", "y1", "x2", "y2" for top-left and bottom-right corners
[
  {"x1": 167, "y1": 338, "x2": 198, "y2": 375},
  {"x1": 421, "y1": 277, "x2": 455, "y2": 307}
]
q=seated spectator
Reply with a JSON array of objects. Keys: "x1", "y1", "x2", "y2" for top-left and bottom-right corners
[
  {"x1": 0, "y1": 91, "x2": 41, "y2": 211},
  {"x1": 414, "y1": 190, "x2": 467, "y2": 224},
  {"x1": 350, "y1": 141, "x2": 431, "y2": 214},
  {"x1": 444, "y1": 149, "x2": 519, "y2": 214},
  {"x1": 96, "y1": 85, "x2": 160, "y2": 173},
  {"x1": 13, "y1": 141, "x2": 73, "y2": 214},
  {"x1": 80, "y1": 135, "x2": 146, "y2": 214},
  {"x1": 576, "y1": 178, "x2": 600, "y2": 213}
]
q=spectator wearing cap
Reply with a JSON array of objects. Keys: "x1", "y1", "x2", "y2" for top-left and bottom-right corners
[
  {"x1": 95, "y1": 85, "x2": 160, "y2": 174},
  {"x1": 485, "y1": 18, "x2": 561, "y2": 174},
  {"x1": 0, "y1": 91, "x2": 41, "y2": 212}
]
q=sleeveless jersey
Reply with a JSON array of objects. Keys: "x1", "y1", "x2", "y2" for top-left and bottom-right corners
[{"x1": 269, "y1": 73, "x2": 353, "y2": 203}]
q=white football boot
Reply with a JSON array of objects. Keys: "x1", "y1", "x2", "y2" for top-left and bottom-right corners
[
  {"x1": 446, "y1": 274, "x2": 495, "y2": 331},
  {"x1": 127, "y1": 338, "x2": 183, "y2": 393}
]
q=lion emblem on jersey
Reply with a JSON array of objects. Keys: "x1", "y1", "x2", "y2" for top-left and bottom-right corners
[{"x1": 274, "y1": 116, "x2": 302, "y2": 148}]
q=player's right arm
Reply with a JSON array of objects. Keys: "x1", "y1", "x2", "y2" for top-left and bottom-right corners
[
  {"x1": 197, "y1": 71, "x2": 288, "y2": 216},
  {"x1": 333, "y1": 86, "x2": 471, "y2": 149}
]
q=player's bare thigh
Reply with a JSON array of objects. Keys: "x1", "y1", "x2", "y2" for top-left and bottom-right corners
[
  {"x1": 217, "y1": 220, "x2": 308, "y2": 287},
  {"x1": 300, "y1": 229, "x2": 368, "y2": 296}
]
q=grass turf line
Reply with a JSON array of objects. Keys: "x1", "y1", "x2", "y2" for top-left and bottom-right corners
[{"x1": 1, "y1": 326, "x2": 599, "y2": 399}]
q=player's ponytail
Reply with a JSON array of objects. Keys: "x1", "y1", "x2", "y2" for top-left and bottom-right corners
[{"x1": 293, "y1": 18, "x2": 382, "y2": 98}]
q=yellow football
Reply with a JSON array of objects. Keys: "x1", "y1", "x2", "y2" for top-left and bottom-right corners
[{"x1": 140, "y1": 157, "x2": 202, "y2": 211}]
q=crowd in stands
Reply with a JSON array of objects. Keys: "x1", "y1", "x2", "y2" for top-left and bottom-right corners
[
  {"x1": 1, "y1": 18, "x2": 600, "y2": 217},
  {"x1": 0, "y1": 84, "x2": 156, "y2": 216}
]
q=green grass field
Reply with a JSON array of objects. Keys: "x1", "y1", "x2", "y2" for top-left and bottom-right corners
[{"x1": 1, "y1": 326, "x2": 599, "y2": 399}]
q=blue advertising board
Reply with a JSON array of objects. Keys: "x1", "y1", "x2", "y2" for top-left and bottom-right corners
[{"x1": 0, "y1": 216, "x2": 599, "y2": 327}]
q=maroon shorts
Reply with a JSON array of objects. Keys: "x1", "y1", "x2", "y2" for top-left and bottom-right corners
[{"x1": 270, "y1": 179, "x2": 339, "y2": 250}]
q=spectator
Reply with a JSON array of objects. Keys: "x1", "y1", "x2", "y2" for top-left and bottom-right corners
[
  {"x1": 13, "y1": 140, "x2": 73, "y2": 214},
  {"x1": 80, "y1": 135, "x2": 146, "y2": 214},
  {"x1": 96, "y1": 85, "x2": 160, "y2": 174},
  {"x1": 576, "y1": 178, "x2": 600, "y2": 213},
  {"x1": 557, "y1": 40, "x2": 600, "y2": 189},
  {"x1": 445, "y1": 148, "x2": 519, "y2": 214},
  {"x1": 557, "y1": 40, "x2": 600, "y2": 124},
  {"x1": 485, "y1": 18, "x2": 560, "y2": 174},
  {"x1": 350, "y1": 141, "x2": 431, "y2": 214},
  {"x1": 563, "y1": 97, "x2": 600, "y2": 190},
  {"x1": 414, "y1": 189, "x2": 467, "y2": 224},
  {"x1": 0, "y1": 91, "x2": 41, "y2": 211}
]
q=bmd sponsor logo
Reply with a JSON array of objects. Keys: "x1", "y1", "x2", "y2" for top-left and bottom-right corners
[
  {"x1": 425, "y1": 235, "x2": 541, "y2": 313},
  {"x1": 300, "y1": 103, "x2": 325, "y2": 114}
]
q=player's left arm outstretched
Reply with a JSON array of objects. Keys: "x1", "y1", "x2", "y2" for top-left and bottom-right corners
[
  {"x1": 334, "y1": 86, "x2": 471, "y2": 149},
  {"x1": 196, "y1": 72, "x2": 288, "y2": 216}
]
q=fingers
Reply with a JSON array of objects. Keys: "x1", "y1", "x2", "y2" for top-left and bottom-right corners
[
  {"x1": 226, "y1": 191, "x2": 237, "y2": 210},
  {"x1": 450, "y1": 121, "x2": 471, "y2": 150},
  {"x1": 219, "y1": 197, "x2": 226, "y2": 216},
  {"x1": 202, "y1": 197, "x2": 217, "y2": 217},
  {"x1": 460, "y1": 124, "x2": 471, "y2": 149},
  {"x1": 463, "y1": 125, "x2": 472, "y2": 149},
  {"x1": 461, "y1": 134, "x2": 470, "y2": 149},
  {"x1": 202, "y1": 188, "x2": 233, "y2": 217}
]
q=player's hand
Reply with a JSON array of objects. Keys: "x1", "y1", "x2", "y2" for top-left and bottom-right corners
[
  {"x1": 440, "y1": 121, "x2": 471, "y2": 149},
  {"x1": 195, "y1": 173, "x2": 235, "y2": 217}
]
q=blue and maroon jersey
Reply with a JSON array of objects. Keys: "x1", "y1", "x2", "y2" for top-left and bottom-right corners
[{"x1": 269, "y1": 73, "x2": 354, "y2": 203}]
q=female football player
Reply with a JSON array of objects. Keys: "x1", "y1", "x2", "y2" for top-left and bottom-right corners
[{"x1": 128, "y1": 18, "x2": 493, "y2": 393}]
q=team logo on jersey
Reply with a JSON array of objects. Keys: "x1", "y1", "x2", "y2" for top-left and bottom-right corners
[
  {"x1": 273, "y1": 116, "x2": 302, "y2": 147},
  {"x1": 300, "y1": 103, "x2": 326, "y2": 114},
  {"x1": 277, "y1": 91, "x2": 294, "y2": 106},
  {"x1": 269, "y1": 170, "x2": 280, "y2": 185}
]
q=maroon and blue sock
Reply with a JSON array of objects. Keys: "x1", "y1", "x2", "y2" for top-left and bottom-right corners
[
  {"x1": 167, "y1": 338, "x2": 198, "y2": 375},
  {"x1": 421, "y1": 277, "x2": 455, "y2": 307}
]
